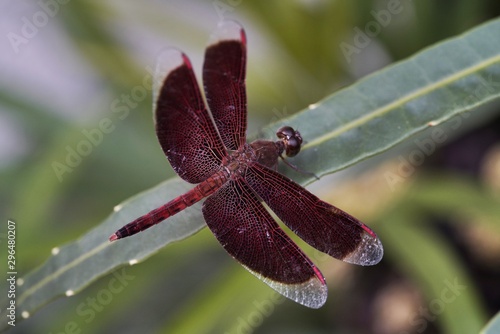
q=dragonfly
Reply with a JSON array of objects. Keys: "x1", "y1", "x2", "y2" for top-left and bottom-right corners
[{"x1": 109, "y1": 21, "x2": 383, "y2": 309}]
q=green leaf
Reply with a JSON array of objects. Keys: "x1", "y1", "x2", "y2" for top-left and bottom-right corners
[
  {"x1": 3, "y1": 178, "x2": 203, "y2": 328},
  {"x1": 378, "y1": 209, "x2": 487, "y2": 334},
  {"x1": 258, "y1": 17, "x2": 500, "y2": 184},
  {"x1": 409, "y1": 174, "x2": 500, "y2": 232},
  {"x1": 375, "y1": 174, "x2": 499, "y2": 333},
  {"x1": 162, "y1": 266, "x2": 273, "y2": 334},
  {"x1": 376, "y1": 174, "x2": 495, "y2": 334},
  {"x1": 4, "y1": 17, "x2": 500, "y2": 330}
]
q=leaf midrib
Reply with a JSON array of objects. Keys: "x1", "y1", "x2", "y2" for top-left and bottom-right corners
[
  {"x1": 17, "y1": 241, "x2": 110, "y2": 308},
  {"x1": 17, "y1": 45, "x2": 500, "y2": 312},
  {"x1": 303, "y1": 52, "x2": 500, "y2": 150}
]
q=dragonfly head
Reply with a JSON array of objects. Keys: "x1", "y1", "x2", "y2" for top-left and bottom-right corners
[{"x1": 276, "y1": 126, "x2": 303, "y2": 157}]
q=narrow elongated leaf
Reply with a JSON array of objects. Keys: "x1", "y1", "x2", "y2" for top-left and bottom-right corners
[
  {"x1": 378, "y1": 209, "x2": 487, "y2": 334},
  {"x1": 409, "y1": 174, "x2": 500, "y2": 232},
  {"x1": 2, "y1": 179, "x2": 202, "y2": 328},
  {"x1": 3, "y1": 17, "x2": 500, "y2": 329},
  {"x1": 259, "y1": 18, "x2": 500, "y2": 184}
]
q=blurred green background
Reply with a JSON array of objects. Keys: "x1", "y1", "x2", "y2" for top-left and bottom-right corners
[{"x1": 1, "y1": 0, "x2": 500, "y2": 333}]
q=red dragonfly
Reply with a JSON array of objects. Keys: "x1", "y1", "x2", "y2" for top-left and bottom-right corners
[{"x1": 110, "y1": 21, "x2": 383, "y2": 308}]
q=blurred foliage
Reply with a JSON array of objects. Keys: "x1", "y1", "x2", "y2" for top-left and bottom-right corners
[{"x1": 1, "y1": 0, "x2": 500, "y2": 333}]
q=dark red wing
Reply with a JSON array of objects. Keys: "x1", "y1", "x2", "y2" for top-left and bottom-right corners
[
  {"x1": 203, "y1": 21, "x2": 247, "y2": 151},
  {"x1": 202, "y1": 179, "x2": 327, "y2": 309},
  {"x1": 154, "y1": 49, "x2": 226, "y2": 183},
  {"x1": 245, "y1": 164, "x2": 383, "y2": 265}
]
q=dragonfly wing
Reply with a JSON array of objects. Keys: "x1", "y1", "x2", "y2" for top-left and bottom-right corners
[
  {"x1": 245, "y1": 164, "x2": 383, "y2": 266},
  {"x1": 203, "y1": 20, "x2": 247, "y2": 151},
  {"x1": 202, "y1": 179, "x2": 328, "y2": 308},
  {"x1": 154, "y1": 49, "x2": 226, "y2": 183}
]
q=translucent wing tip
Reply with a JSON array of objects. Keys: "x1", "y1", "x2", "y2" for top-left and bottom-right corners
[
  {"x1": 244, "y1": 265, "x2": 328, "y2": 309},
  {"x1": 153, "y1": 47, "x2": 190, "y2": 111},
  {"x1": 263, "y1": 274, "x2": 327, "y2": 309},
  {"x1": 208, "y1": 20, "x2": 246, "y2": 47},
  {"x1": 343, "y1": 230, "x2": 384, "y2": 266}
]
